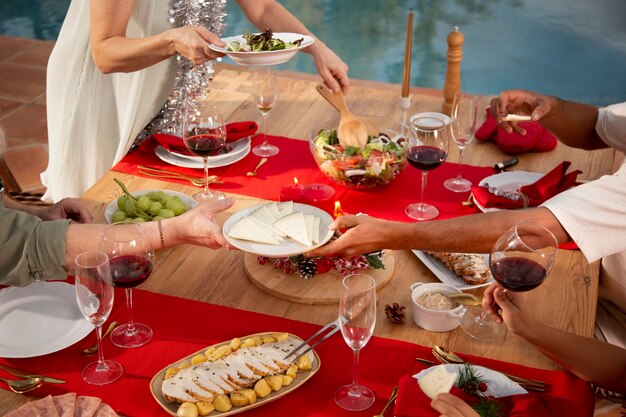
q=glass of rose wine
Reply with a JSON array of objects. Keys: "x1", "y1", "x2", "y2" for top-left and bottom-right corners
[
  {"x1": 75, "y1": 251, "x2": 123, "y2": 385},
  {"x1": 99, "y1": 222, "x2": 155, "y2": 348},
  {"x1": 444, "y1": 92, "x2": 485, "y2": 192},
  {"x1": 459, "y1": 220, "x2": 558, "y2": 341},
  {"x1": 406, "y1": 116, "x2": 449, "y2": 220},
  {"x1": 252, "y1": 66, "x2": 279, "y2": 157},
  {"x1": 182, "y1": 101, "x2": 226, "y2": 202},
  {"x1": 335, "y1": 273, "x2": 377, "y2": 411}
]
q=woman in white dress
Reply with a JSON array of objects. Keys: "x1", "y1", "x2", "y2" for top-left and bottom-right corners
[{"x1": 42, "y1": 0, "x2": 349, "y2": 202}]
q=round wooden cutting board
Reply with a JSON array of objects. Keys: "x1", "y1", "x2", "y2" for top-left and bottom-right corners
[{"x1": 244, "y1": 251, "x2": 395, "y2": 304}]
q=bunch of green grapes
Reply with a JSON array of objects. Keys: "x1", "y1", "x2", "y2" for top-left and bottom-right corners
[{"x1": 110, "y1": 179, "x2": 191, "y2": 223}]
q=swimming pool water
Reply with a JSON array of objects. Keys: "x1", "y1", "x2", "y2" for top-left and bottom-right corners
[{"x1": 2, "y1": 0, "x2": 625, "y2": 106}]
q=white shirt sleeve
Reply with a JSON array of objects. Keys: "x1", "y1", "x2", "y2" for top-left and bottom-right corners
[{"x1": 596, "y1": 102, "x2": 626, "y2": 152}]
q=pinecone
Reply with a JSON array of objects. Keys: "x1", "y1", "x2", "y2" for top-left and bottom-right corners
[
  {"x1": 297, "y1": 258, "x2": 317, "y2": 279},
  {"x1": 384, "y1": 303, "x2": 406, "y2": 323}
]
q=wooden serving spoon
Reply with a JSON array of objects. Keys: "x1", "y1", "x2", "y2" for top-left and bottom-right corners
[{"x1": 315, "y1": 84, "x2": 374, "y2": 148}]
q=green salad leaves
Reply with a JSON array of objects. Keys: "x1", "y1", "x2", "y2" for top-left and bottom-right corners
[{"x1": 227, "y1": 29, "x2": 304, "y2": 52}]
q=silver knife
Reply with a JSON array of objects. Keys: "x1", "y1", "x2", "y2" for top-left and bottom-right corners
[{"x1": 0, "y1": 364, "x2": 66, "y2": 384}]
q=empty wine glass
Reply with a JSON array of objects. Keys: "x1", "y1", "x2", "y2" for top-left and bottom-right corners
[
  {"x1": 444, "y1": 92, "x2": 483, "y2": 192},
  {"x1": 459, "y1": 220, "x2": 558, "y2": 341},
  {"x1": 182, "y1": 101, "x2": 226, "y2": 202},
  {"x1": 99, "y1": 222, "x2": 155, "y2": 348},
  {"x1": 335, "y1": 274, "x2": 377, "y2": 411},
  {"x1": 75, "y1": 251, "x2": 123, "y2": 385},
  {"x1": 406, "y1": 116, "x2": 449, "y2": 220},
  {"x1": 252, "y1": 66, "x2": 279, "y2": 157}
]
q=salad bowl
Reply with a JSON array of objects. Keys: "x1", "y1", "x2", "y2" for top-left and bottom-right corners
[{"x1": 309, "y1": 115, "x2": 414, "y2": 189}]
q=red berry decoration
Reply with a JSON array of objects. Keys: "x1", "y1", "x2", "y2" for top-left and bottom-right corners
[{"x1": 478, "y1": 382, "x2": 488, "y2": 392}]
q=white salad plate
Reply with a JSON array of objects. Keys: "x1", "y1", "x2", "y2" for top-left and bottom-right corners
[
  {"x1": 473, "y1": 171, "x2": 544, "y2": 212},
  {"x1": 155, "y1": 137, "x2": 251, "y2": 169},
  {"x1": 104, "y1": 189, "x2": 198, "y2": 223},
  {"x1": 412, "y1": 250, "x2": 494, "y2": 290},
  {"x1": 0, "y1": 282, "x2": 93, "y2": 358},
  {"x1": 223, "y1": 203, "x2": 334, "y2": 257},
  {"x1": 414, "y1": 364, "x2": 527, "y2": 398},
  {"x1": 209, "y1": 33, "x2": 314, "y2": 66}
]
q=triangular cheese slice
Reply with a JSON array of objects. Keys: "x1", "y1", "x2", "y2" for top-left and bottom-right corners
[
  {"x1": 417, "y1": 365, "x2": 457, "y2": 400},
  {"x1": 273, "y1": 211, "x2": 311, "y2": 247},
  {"x1": 312, "y1": 215, "x2": 321, "y2": 244},
  {"x1": 265, "y1": 202, "x2": 282, "y2": 220},
  {"x1": 248, "y1": 217, "x2": 284, "y2": 241},
  {"x1": 276, "y1": 201, "x2": 294, "y2": 216},
  {"x1": 251, "y1": 205, "x2": 278, "y2": 225},
  {"x1": 228, "y1": 217, "x2": 281, "y2": 245}
]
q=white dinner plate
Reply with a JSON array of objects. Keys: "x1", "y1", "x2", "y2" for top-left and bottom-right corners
[
  {"x1": 209, "y1": 33, "x2": 314, "y2": 66},
  {"x1": 414, "y1": 364, "x2": 527, "y2": 398},
  {"x1": 410, "y1": 112, "x2": 452, "y2": 127},
  {"x1": 0, "y1": 282, "x2": 93, "y2": 358},
  {"x1": 412, "y1": 250, "x2": 494, "y2": 290},
  {"x1": 104, "y1": 189, "x2": 198, "y2": 224},
  {"x1": 223, "y1": 203, "x2": 334, "y2": 257},
  {"x1": 155, "y1": 137, "x2": 251, "y2": 169},
  {"x1": 473, "y1": 171, "x2": 544, "y2": 212}
]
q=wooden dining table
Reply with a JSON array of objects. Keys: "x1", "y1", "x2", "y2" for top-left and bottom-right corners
[{"x1": 0, "y1": 64, "x2": 615, "y2": 415}]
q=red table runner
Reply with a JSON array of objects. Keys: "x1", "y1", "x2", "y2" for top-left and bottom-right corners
[
  {"x1": 113, "y1": 135, "x2": 495, "y2": 221},
  {"x1": 0, "y1": 286, "x2": 593, "y2": 416}
]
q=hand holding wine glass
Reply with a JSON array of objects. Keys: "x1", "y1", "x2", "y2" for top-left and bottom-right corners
[
  {"x1": 182, "y1": 101, "x2": 226, "y2": 202},
  {"x1": 444, "y1": 92, "x2": 484, "y2": 192},
  {"x1": 406, "y1": 116, "x2": 449, "y2": 220},
  {"x1": 75, "y1": 251, "x2": 123, "y2": 385},
  {"x1": 98, "y1": 222, "x2": 155, "y2": 348},
  {"x1": 335, "y1": 273, "x2": 377, "y2": 411},
  {"x1": 252, "y1": 66, "x2": 279, "y2": 157},
  {"x1": 459, "y1": 220, "x2": 558, "y2": 341}
]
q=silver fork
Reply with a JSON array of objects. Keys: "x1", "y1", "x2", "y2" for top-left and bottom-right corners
[{"x1": 284, "y1": 318, "x2": 343, "y2": 361}]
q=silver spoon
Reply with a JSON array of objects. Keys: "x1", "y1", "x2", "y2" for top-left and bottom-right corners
[
  {"x1": 448, "y1": 293, "x2": 482, "y2": 306},
  {"x1": 82, "y1": 321, "x2": 118, "y2": 355},
  {"x1": 0, "y1": 376, "x2": 44, "y2": 394}
]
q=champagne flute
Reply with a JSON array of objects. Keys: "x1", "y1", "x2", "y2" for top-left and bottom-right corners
[
  {"x1": 444, "y1": 92, "x2": 482, "y2": 192},
  {"x1": 335, "y1": 274, "x2": 377, "y2": 411},
  {"x1": 252, "y1": 66, "x2": 279, "y2": 157},
  {"x1": 99, "y1": 222, "x2": 155, "y2": 348},
  {"x1": 459, "y1": 221, "x2": 558, "y2": 341},
  {"x1": 75, "y1": 251, "x2": 123, "y2": 385},
  {"x1": 182, "y1": 101, "x2": 226, "y2": 202},
  {"x1": 406, "y1": 116, "x2": 449, "y2": 220}
]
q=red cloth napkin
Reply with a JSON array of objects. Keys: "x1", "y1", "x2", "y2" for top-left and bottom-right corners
[
  {"x1": 471, "y1": 161, "x2": 582, "y2": 210},
  {"x1": 139, "y1": 121, "x2": 258, "y2": 155},
  {"x1": 475, "y1": 108, "x2": 557, "y2": 154},
  {"x1": 0, "y1": 283, "x2": 593, "y2": 417}
]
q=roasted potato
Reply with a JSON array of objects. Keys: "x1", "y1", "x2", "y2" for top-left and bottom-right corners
[
  {"x1": 230, "y1": 391, "x2": 250, "y2": 407},
  {"x1": 261, "y1": 335, "x2": 277, "y2": 344},
  {"x1": 285, "y1": 364, "x2": 298, "y2": 379},
  {"x1": 272, "y1": 332, "x2": 289, "y2": 341},
  {"x1": 213, "y1": 394, "x2": 232, "y2": 412},
  {"x1": 296, "y1": 354, "x2": 312, "y2": 371},
  {"x1": 229, "y1": 337, "x2": 242, "y2": 351},
  {"x1": 240, "y1": 389, "x2": 257, "y2": 405},
  {"x1": 165, "y1": 367, "x2": 179, "y2": 380},
  {"x1": 281, "y1": 375, "x2": 294, "y2": 386},
  {"x1": 177, "y1": 402, "x2": 198, "y2": 417},
  {"x1": 265, "y1": 375, "x2": 283, "y2": 392},
  {"x1": 191, "y1": 354, "x2": 207, "y2": 365},
  {"x1": 254, "y1": 379, "x2": 272, "y2": 398},
  {"x1": 196, "y1": 401, "x2": 215, "y2": 416},
  {"x1": 240, "y1": 338, "x2": 256, "y2": 348}
]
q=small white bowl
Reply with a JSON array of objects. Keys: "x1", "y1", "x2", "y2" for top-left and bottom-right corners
[{"x1": 409, "y1": 282, "x2": 463, "y2": 332}]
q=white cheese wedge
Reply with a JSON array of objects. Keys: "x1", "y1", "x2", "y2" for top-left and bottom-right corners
[
  {"x1": 265, "y1": 202, "x2": 282, "y2": 219},
  {"x1": 251, "y1": 205, "x2": 278, "y2": 225},
  {"x1": 273, "y1": 211, "x2": 311, "y2": 247},
  {"x1": 417, "y1": 365, "x2": 457, "y2": 400},
  {"x1": 312, "y1": 216, "x2": 321, "y2": 244},
  {"x1": 228, "y1": 217, "x2": 281, "y2": 245},
  {"x1": 248, "y1": 216, "x2": 284, "y2": 240},
  {"x1": 276, "y1": 201, "x2": 294, "y2": 216},
  {"x1": 502, "y1": 114, "x2": 532, "y2": 122}
]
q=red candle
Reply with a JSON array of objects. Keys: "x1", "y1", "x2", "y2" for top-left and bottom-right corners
[
  {"x1": 279, "y1": 177, "x2": 303, "y2": 202},
  {"x1": 303, "y1": 183, "x2": 336, "y2": 214}
]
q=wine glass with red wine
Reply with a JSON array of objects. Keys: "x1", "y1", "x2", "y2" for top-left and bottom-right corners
[
  {"x1": 405, "y1": 116, "x2": 449, "y2": 220},
  {"x1": 459, "y1": 220, "x2": 558, "y2": 341},
  {"x1": 182, "y1": 101, "x2": 226, "y2": 202},
  {"x1": 98, "y1": 222, "x2": 155, "y2": 348},
  {"x1": 251, "y1": 66, "x2": 279, "y2": 157}
]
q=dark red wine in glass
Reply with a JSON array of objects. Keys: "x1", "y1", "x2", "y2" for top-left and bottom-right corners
[
  {"x1": 407, "y1": 145, "x2": 447, "y2": 170},
  {"x1": 109, "y1": 255, "x2": 153, "y2": 288},
  {"x1": 184, "y1": 132, "x2": 225, "y2": 158},
  {"x1": 491, "y1": 256, "x2": 547, "y2": 292}
]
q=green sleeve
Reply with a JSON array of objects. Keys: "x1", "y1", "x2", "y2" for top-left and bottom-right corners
[{"x1": 0, "y1": 205, "x2": 69, "y2": 287}]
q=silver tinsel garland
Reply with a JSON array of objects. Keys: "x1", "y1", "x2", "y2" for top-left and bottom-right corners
[{"x1": 137, "y1": 0, "x2": 227, "y2": 141}]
